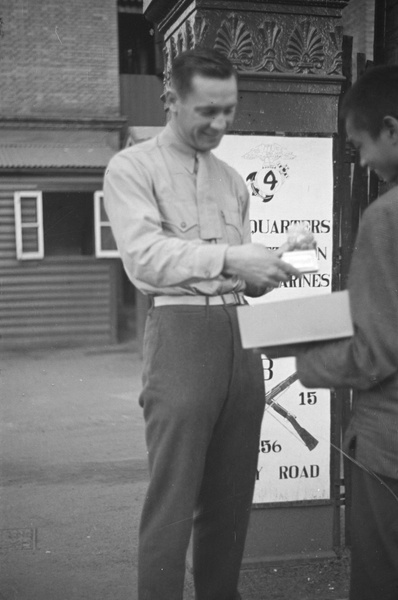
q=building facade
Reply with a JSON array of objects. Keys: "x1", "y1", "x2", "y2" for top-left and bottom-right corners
[{"x1": 0, "y1": 0, "x2": 164, "y2": 349}]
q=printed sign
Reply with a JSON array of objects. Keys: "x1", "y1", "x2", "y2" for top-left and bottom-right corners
[{"x1": 214, "y1": 135, "x2": 334, "y2": 503}]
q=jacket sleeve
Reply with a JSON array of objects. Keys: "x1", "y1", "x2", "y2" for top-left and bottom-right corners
[{"x1": 296, "y1": 198, "x2": 398, "y2": 390}]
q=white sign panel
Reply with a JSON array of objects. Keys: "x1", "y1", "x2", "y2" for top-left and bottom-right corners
[{"x1": 214, "y1": 135, "x2": 334, "y2": 504}]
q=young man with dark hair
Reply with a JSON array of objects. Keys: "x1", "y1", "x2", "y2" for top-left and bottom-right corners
[
  {"x1": 104, "y1": 48, "x2": 301, "y2": 600},
  {"x1": 294, "y1": 65, "x2": 398, "y2": 600}
]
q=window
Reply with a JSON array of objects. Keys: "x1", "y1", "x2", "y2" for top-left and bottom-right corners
[
  {"x1": 14, "y1": 190, "x2": 119, "y2": 260},
  {"x1": 118, "y1": 12, "x2": 156, "y2": 74},
  {"x1": 94, "y1": 191, "x2": 119, "y2": 258},
  {"x1": 14, "y1": 191, "x2": 44, "y2": 259},
  {"x1": 43, "y1": 192, "x2": 95, "y2": 257}
]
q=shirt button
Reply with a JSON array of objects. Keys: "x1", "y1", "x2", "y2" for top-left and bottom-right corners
[
  {"x1": 204, "y1": 270, "x2": 211, "y2": 277},
  {"x1": 181, "y1": 222, "x2": 186, "y2": 229}
]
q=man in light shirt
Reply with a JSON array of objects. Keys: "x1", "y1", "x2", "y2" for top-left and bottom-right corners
[{"x1": 104, "y1": 48, "x2": 299, "y2": 600}]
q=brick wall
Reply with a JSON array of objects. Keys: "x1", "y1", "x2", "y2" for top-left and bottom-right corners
[
  {"x1": 342, "y1": 0, "x2": 375, "y2": 64},
  {"x1": 0, "y1": 0, "x2": 120, "y2": 118}
]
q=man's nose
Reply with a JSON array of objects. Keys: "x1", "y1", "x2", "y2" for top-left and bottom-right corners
[{"x1": 211, "y1": 114, "x2": 227, "y2": 131}]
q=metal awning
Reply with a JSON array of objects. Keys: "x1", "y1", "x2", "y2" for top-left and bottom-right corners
[
  {"x1": 0, "y1": 128, "x2": 119, "y2": 169},
  {"x1": 0, "y1": 145, "x2": 116, "y2": 169}
]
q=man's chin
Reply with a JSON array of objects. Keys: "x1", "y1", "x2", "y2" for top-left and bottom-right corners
[
  {"x1": 199, "y1": 138, "x2": 222, "y2": 151},
  {"x1": 198, "y1": 131, "x2": 223, "y2": 146}
]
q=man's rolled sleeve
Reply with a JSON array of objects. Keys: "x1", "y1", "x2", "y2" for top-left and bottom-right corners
[{"x1": 296, "y1": 336, "x2": 382, "y2": 391}]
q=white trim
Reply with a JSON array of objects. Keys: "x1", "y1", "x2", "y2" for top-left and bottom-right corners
[
  {"x1": 94, "y1": 191, "x2": 119, "y2": 258},
  {"x1": 14, "y1": 191, "x2": 44, "y2": 260}
]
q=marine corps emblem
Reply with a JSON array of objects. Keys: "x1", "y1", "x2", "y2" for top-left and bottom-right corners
[{"x1": 244, "y1": 143, "x2": 296, "y2": 202}]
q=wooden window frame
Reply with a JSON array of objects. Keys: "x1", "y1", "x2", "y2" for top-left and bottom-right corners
[
  {"x1": 14, "y1": 191, "x2": 44, "y2": 260},
  {"x1": 94, "y1": 191, "x2": 120, "y2": 258}
]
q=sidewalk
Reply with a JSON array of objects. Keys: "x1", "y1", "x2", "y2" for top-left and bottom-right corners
[{"x1": 0, "y1": 343, "x2": 349, "y2": 600}]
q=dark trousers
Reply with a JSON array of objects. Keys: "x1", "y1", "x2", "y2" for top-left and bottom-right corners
[
  {"x1": 138, "y1": 304, "x2": 265, "y2": 600},
  {"x1": 350, "y1": 464, "x2": 398, "y2": 600}
]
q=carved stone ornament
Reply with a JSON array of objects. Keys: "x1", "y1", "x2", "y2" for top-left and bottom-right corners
[
  {"x1": 162, "y1": 10, "x2": 345, "y2": 79},
  {"x1": 214, "y1": 14, "x2": 254, "y2": 67}
]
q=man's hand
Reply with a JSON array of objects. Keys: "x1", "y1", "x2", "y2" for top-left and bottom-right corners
[{"x1": 223, "y1": 243, "x2": 300, "y2": 289}]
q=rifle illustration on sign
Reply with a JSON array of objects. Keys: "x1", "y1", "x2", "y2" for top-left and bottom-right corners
[{"x1": 265, "y1": 372, "x2": 319, "y2": 451}]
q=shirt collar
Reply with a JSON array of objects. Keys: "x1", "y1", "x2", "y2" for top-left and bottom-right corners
[{"x1": 158, "y1": 123, "x2": 207, "y2": 174}]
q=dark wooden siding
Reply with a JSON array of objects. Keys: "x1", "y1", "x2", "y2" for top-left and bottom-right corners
[
  {"x1": 0, "y1": 188, "x2": 118, "y2": 349},
  {"x1": 0, "y1": 259, "x2": 118, "y2": 349},
  {"x1": 1, "y1": 184, "x2": 21, "y2": 261}
]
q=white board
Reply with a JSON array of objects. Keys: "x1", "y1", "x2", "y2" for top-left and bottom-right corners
[{"x1": 214, "y1": 135, "x2": 334, "y2": 503}]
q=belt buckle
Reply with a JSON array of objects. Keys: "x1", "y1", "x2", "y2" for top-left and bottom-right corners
[
  {"x1": 234, "y1": 292, "x2": 245, "y2": 305},
  {"x1": 222, "y1": 292, "x2": 243, "y2": 305}
]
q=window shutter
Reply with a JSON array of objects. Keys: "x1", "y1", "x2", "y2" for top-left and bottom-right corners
[
  {"x1": 94, "y1": 191, "x2": 119, "y2": 258},
  {"x1": 14, "y1": 192, "x2": 44, "y2": 260}
]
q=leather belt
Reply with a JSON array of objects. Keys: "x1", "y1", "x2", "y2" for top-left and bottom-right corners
[{"x1": 152, "y1": 293, "x2": 246, "y2": 307}]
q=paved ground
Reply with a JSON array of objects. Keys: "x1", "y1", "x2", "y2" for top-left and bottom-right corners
[{"x1": 0, "y1": 342, "x2": 349, "y2": 600}]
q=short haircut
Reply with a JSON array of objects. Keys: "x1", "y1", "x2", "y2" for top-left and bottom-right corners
[
  {"x1": 341, "y1": 65, "x2": 398, "y2": 139},
  {"x1": 170, "y1": 48, "x2": 237, "y2": 98}
]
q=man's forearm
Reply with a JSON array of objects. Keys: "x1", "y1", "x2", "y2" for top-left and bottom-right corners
[{"x1": 223, "y1": 243, "x2": 300, "y2": 288}]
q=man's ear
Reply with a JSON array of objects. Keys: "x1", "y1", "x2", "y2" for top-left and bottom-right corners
[
  {"x1": 382, "y1": 116, "x2": 398, "y2": 143},
  {"x1": 165, "y1": 87, "x2": 178, "y2": 114}
]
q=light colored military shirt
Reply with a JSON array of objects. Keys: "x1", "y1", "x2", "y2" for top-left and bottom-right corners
[{"x1": 104, "y1": 123, "x2": 251, "y2": 297}]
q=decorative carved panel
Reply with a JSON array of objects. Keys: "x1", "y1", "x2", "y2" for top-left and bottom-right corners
[{"x1": 162, "y1": 9, "x2": 345, "y2": 82}]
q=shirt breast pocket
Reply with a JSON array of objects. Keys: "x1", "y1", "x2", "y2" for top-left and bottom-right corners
[
  {"x1": 161, "y1": 211, "x2": 199, "y2": 240},
  {"x1": 221, "y1": 207, "x2": 243, "y2": 244}
]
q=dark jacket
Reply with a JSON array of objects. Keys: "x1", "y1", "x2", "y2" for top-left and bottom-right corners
[{"x1": 296, "y1": 186, "x2": 398, "y2": 478}]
